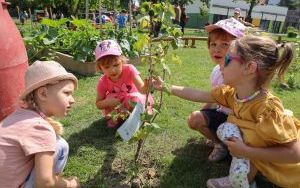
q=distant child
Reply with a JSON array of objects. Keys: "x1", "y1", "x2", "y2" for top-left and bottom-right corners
[
  {"x1": 95, "y1": 39, "x2": 153, "y2": 128},
  {"x1": 0, "y1": 61, "x2": 80, "y2": 187},
  {"x1": 188, "y1": 18, "x2": 245, "y2": 162},
  {"x1": 153, "y1": 35, "x2": 299, "y2": 188},
  {"x1": 232, "y1": 8, "x2": 254, "y2": 27},
  {"x1": 117, "y1": 9, "x2": 128, "y2": 29}
]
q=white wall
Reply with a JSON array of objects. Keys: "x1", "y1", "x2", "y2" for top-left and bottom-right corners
[
  {"x1": 186, "y1": 0, "x2": 288, "y2": 21},
  {"x1": 186, "y1": 0, "x2": 201, "y2": 13},
  {"x1": 211, "y1": 0, "x2": 288, "y2": 21}
]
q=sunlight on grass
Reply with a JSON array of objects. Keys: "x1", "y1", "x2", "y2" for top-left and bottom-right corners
[{"x1": 61, "y1": 40, "x2": 300, "y2": 187}]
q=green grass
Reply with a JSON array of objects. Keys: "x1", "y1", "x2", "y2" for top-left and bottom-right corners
[{"x1": 59, "y1": 41, "x2": 300, "y2": 188}]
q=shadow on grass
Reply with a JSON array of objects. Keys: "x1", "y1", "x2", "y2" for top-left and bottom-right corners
[
  {"x1": 160, "y1": 137, "x2": 278, "y2": 188},
  {"x1": 67, "y1": 118, "x2": 128, "y2": 188},
  {"x1": 160, "y1": 137, "x2": 230, "y2": 188}
]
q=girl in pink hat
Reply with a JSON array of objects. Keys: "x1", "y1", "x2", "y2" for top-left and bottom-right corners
[
  {"x1": 95, "y1": 39, "x2": 153, "y2": 128},
  {"x1": 186, "y1": 18, "x2": 245, "y2": 162},
  {"x1": 0, "y1": 61, "x2": 80, "y2": 187}
]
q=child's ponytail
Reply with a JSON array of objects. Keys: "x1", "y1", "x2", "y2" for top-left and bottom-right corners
[
  {"x1": 276, "y1": 43, "x2": 294, "y2": 84},
  {"x1": 235, "y1": 35, "x2": 295, "y2": 88},
  {"x1": 44, "y1": 117, "x2": 64, "y2": 135}
]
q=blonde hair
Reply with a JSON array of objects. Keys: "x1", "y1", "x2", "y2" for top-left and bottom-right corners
[
  {"x1": 24, "y1": 87, "x2": 64, "y2": 135},
  {"x1": 207, "y1": 28, "x2": 236, "y2": 47},
  {"x1": 96, "y1": 55, "x2": 128, "y2": 72},
  {"x1": 234, "y1": 35, "x2": 294, "y2": 88}
]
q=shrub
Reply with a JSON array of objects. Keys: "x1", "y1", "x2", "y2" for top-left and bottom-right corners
[{"x1": 287, "y1": 26, "x2": 298, "y2": 38}]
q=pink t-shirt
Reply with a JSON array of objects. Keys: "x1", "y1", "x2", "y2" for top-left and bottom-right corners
[
  {"x1": 210, "y1": 65, "x2": 232, "y2": 114},
  {"x1": 97, "y1": 64, "x2": 151, "y2": 115},
  {"x1": 0, "y1": 108, "x2": 56, "y2": 188}
]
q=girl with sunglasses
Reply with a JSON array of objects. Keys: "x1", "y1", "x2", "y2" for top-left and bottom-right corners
[{"x1": 153, "y1": 35, "x2": 300, "y2": 188}]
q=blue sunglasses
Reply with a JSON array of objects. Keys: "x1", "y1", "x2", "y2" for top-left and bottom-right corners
[{"x1": 224, "y1": 54, "x2": 243, "y2": 67}]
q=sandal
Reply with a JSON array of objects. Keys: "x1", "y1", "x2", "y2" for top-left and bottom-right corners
[
  {"x1": 208, "y1": 143, "x2": 228, "y2": 162},
  {"x1": 207, "y1": 176, "x2": 257, "y2": 188},
  {"x1": 207, "y1": 176, "x2": 232, "y2": 188}
]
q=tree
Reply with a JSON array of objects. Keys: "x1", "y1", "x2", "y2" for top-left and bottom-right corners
[
  {"x1": 243, "y1": 0, "x2": 259, "y2": 22},
  {"x1": 278, "y1": 0, "x2": 300, "y2": 10}
]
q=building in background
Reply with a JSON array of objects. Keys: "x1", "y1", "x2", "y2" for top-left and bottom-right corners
[
  {"x1": 185, "y1": 0, "x2": 289, "y2": 33},
  {"x1": 282, "y1": 9, "x2": 300, "y2": 32}
]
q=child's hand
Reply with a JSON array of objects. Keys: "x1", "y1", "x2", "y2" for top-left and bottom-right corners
[
  {"x1": 224, "y1": 137, "x2": 248, "y2": 158},
  {"x1": 106, "y1": 97, "x2": 121, "y2": 108},
  {"x1": 66, "y1": 176, "x2": 80, "y2": 187},
  {"x1": 151, "y1": 76, "x2": 165, "y2": 91}
]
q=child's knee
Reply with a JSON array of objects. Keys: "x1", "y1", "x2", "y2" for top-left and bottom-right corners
[{"x1": 188, "y1": 111, "x2": 206, "y2": 130}]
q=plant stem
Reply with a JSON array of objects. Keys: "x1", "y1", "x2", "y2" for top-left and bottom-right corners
[
  {"x1": 135, "y1": 18, "x2": 154, "y2": 163},
  {"x1": 151, "y1": 69, "x2": 166, "y2": 122}
]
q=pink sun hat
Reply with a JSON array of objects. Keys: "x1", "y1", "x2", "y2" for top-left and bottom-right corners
[
  {"x1": 95, "y1": 39, "x2": 122, "y2": 61},
  {"x1": 20, "y1": 60, "x2": 78, "y2": 100},
  {"x1": 205, "y1": 17, "x2": 246, "y2": 38}
]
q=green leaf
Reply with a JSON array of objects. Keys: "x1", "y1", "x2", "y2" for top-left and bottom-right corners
[
  {"x1": 150, "y1": 123, "x2": 160, "y2": 129},
  {"x1": 133, "y1": 34, "x2": 149, "y2": 52},
  {"x1": 73, "y1": 53, "x2": 86, "y2": 62},
  {"x1": 168, "y1": 3, "x2": 176, "y2": 17},
  {"x1": 141, "y1": 112, "x2": 153, "y2": 123},
  {"x1": 141, "y1": 2, "x2": 151, "y2": 14},
  {"x1": 172, "y1": 54, "x2": 182, "y2": 64},
  {"x1": 162, "y1": 63, "x2": 171, "y2": 76},
  {"x1": 139, "y1": 17, "x2": 150, "y2": 30},
  {"x1": 43, "y1": 38, "x2": 57, "y2": 45},
  {"x1": 171, "y1": 39, "x2": 178, "y2": 50}
]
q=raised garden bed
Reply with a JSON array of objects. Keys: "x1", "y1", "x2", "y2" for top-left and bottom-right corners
[
  {"x1": 42, "y1": 49, "x2": 142, "y2": 76},
  {"x1": 51, "y1": 51, "x2": 97, "y2": 76}
]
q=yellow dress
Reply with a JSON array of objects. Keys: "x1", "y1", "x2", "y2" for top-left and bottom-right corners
[{"x1": 211, "y1": 85, "x2": 300, "y2": 188}]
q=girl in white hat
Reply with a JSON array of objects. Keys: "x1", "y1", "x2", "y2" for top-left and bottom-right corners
[{"x1": 0, "y1": 61, "x2": 80, "y2": 188}]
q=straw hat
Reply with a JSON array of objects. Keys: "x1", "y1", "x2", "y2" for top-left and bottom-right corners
[{"x1": 20, "y1": 60, "x2": 78, "y2": 100}]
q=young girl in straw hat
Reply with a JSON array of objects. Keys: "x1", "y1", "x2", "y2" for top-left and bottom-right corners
[{"x1": 0, "y1": 61, "x2": 80, "y2": 188}]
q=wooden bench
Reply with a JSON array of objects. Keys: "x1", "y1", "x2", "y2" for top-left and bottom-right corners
[
  {"x1": 151, "y1": 36, "x2": 208, "y2": 48},
  {"x1": 181, "y1": 36, "x2": 208, "y2": 48}
]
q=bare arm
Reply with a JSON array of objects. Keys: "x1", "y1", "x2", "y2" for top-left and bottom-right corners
[
  {"x1": 170, "y1": 85, "x2": 216, "y2": 103},
  {"x1": 246, "y1": 141, "x2": 300, "y2": 163},
  {"x1": 202, "y1": 103, "x2": 219, "y2": 109},
  {"x1": 225, "y1": 138, "x2": 300, "y2": 163},
  {"x1": 152, "y1": 76, "x2": 215, "y2": 103},
  {"x1": 133, "y1": 75, "x2": 148, "y2": 94},
  {"x1": 35, "y1": 152, "x2": 80, "y2": 188}
]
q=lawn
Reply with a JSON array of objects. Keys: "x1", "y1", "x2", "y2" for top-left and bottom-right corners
[{"x1": 59, "y1": 40, "x2": 300, "y2": 188}]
